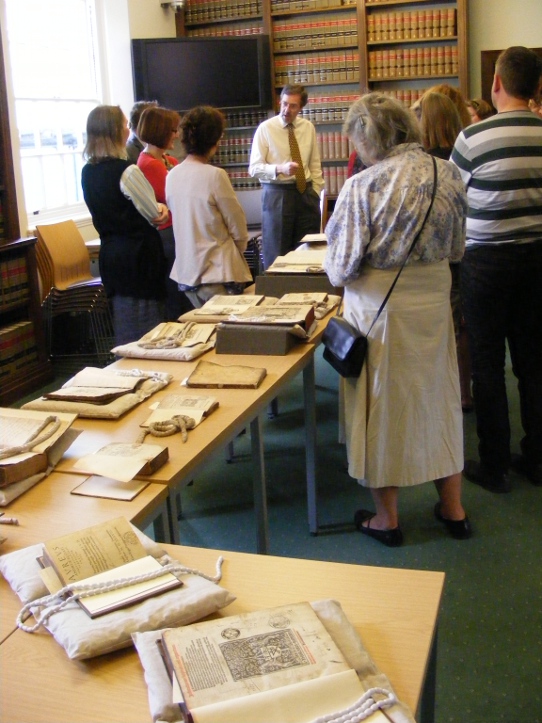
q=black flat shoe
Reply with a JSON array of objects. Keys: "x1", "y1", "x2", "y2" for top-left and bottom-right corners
[
  {"x1": 354, "y1": 509, "x2": 403, "y2": 547},
  {"x1": 434, "y1": 503, "x2": 472, "y2": 540}
]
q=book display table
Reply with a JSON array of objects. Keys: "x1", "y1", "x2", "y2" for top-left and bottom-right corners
[
  {"x1": 0, "y1": 544, "x2": 444, "y2": 723},
  {"x1": 54, "y1": 341, "x2": 322, "y2": 552}
]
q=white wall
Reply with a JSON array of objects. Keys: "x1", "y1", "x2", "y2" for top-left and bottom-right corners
[
  {"x1": 128, "y1": 0, "x2": 176, "y2": 40},
  {"x1": 468, "y1": 0, "x2": 542, "y2": 96}
]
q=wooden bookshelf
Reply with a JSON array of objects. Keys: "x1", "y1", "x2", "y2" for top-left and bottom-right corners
[{"x1": 174, "y1": 0, "x2": 469, "y2": 200}]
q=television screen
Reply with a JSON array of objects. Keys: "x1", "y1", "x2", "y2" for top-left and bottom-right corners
[{"x1": 132, "y1": 36, "x2": 273, "y2": 112}]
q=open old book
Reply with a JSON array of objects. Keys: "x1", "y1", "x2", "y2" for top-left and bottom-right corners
[
  {"x1": 72, "y1": 442, "x2": 169, "y2": 483},
  {"x1": 40, "y1": 516, "x2": 182, "y2": 618},
  {"x1": 0, "y1": 408, "x2": 79, "y2": 487},
  {"x1": 159, "y1": 602, "x2": 391, "y2": 723}
]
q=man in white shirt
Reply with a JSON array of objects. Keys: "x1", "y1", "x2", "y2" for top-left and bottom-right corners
[{"x1": 249, "y1": 85, "x2": 324, "y2": 268}]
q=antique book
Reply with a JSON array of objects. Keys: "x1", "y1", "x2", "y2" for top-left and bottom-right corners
[
  {"x1": 70, "y1": 475, "x2": 150, "y2": 501},
  {"x1": 159, "y1": 601, "x2": 387, "y2": 723},
  {"x1": 42, "y1": 367, "x2": 145, "y2": 404},
  {"x1": 186, "y1": 360, "x2": 267, "y2": 389},
  {"x1": 0, "y1": 409, "x2": 78, "y2": 487},
  {"x1": 179, "y1": 295, "x2": 277, "y2": 324},
  {"x1": 142, "y1": 394, "x2": 219, "y2": 429},
  {"x1": 194, "y1": 295, "x2": 265, "y2": 315},
  {"x1": 277, "y1": 292, "x2": 328, "y2": 305},
  {"x1": 221, "y1": 304, "x2": 315, "y2": 330},
  {"x1": 73, "y1": 442, "x2": 169, "y2": 483},
  {"x1": 0, "y1": 451, "x2": 47, "y2": 487},
  {"x1": 266, "y1": 249, "x2": 327, "y2": 274},
  {"x1": 137, "y1": 322, "x2": 216, "y2": 348},
  {"x1": 299, "y1": 232, "x2": 327, "y2": 244},
  {"x1": 40, "y1": 516, "x2": 182, "y2": 618}
]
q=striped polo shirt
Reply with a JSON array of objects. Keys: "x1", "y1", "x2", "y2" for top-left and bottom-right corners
[{"x1": 451, "y1": 110, "x2": 542, "y2": 246}]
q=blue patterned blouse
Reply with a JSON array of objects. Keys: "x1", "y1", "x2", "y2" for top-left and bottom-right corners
[{"x1": 324, "y1": 143, "x2": 467, "y2": 287}]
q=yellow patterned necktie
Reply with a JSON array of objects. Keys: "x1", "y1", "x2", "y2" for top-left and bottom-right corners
[{"x1": 287, "y1": 123, "x2": 307, "y2": 194}]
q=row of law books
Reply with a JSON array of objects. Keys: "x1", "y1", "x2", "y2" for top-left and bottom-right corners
[
  {"x1": 0, "y1": 321, "x2": 37, "y2": 383},
  {"x1": 273, "y1": 17, "x2": 358, "y2": 52},
  {"x1": 224, "y1": 110, "x2": 268, "y2": 128},
  {"x1": 302, "y1": 93, "x2": 360, "y2": 123},
  {"x1": 186, "y1": 23, "x2": 263, "y2": 37},
  {"x1": 274, "y1": 51, "x2": 359, "y2": 86},
  {"x1": 317, "y1": 131, "x2": 353, "y2": 161},
  {"x1": 0, "y1": 254, "x2": 30, "y2": 307},
  {"x1": 368, "y1": 46, "x2": 459, "y2": 81},
  {"x1": 367, "y1": 8, "x2": 456, "y2": 43},
  {"x1": 271, "y1": 0, "x2": 356, "y2": 11},
  {"x1": 226, "y1": 171, "x2": 261, "y2": 190},
  {"x1": 184, "y1": 0, "x2": 260, "y2": 24},
  {"x1": 214, "y1": 136, "x2": 253, "y2": 166},
  {"x1": 323, "y1": 164, "x2": 349, "y2": 196}
]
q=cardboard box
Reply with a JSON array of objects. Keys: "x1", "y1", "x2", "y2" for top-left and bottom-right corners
[
  {"x1": 255, "y1": 273, "x2": 343, "y2": 297},
  {"x1": 215, "y1": 323, "x2": 304, "y2": 356}
]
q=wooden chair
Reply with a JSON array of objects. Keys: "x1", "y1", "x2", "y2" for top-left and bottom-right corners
[{"x1": 35, "y1": 220, "x2": 114, "y2": 370}]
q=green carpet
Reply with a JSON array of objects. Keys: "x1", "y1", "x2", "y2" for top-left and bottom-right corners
[{"x1": 176, "y1": 347, "x2": 542, "y2": 723}]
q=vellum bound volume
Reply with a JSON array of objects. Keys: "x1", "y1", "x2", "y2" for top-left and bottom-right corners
[
  {"x1": 142, "y1": 394, "x2": 219, "y2": 428},
  {"x1": 73, "y1": 442, "x2": 169, "y2": 482},
  {"x1": 40, "y1": 516, "x2": 182, "y2": 618},
  {"x1": 160, "y1": 601, "x2": 388, "y2": 723},
  {"x1": 186, "y1": 361, "x2": 267, "y2": 389},
  {"x1": 0, "y1": 408, "x2": 78, "y2": 487}
]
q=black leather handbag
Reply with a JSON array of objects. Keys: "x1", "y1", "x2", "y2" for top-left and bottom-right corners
[
  {"x1": 322, "y1": 156, "x2": 437, "y2": 378},
  {"x1": 322, "y1": 315, "x2": 368, "y2": 378}
]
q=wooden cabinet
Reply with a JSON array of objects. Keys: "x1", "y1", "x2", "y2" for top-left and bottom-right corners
[
  {"x1": 0, "y1": 238, "x2": 53, "y2": 405},
  {"x1": 359, "y1": 0, "x2": 468, "y2": 106}
]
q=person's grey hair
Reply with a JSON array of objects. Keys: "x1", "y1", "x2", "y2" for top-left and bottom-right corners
[{"x1": 344, "y1": 93, "x2": 421, "y2": 161}]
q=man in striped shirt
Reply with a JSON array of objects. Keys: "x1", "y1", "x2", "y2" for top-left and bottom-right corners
[{"x1": 451, "y1": 46, "x2": 542, "y2": 492}]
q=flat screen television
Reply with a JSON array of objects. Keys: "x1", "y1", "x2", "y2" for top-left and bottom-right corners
[{"x1": 131, "y1": 36, "x2": 273, "y2": 113}]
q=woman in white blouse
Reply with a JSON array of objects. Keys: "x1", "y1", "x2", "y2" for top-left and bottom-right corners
[
  {"x1": 324, "y1": 93, "x2": 471, "y2": 546},
  {"x1": 166, "y1": 106, "x2": 252, "y2": 308}
]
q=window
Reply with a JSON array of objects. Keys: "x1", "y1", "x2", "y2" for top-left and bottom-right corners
[{"x1": 5, "y1": 0, "x2": 101, "y2": 225}]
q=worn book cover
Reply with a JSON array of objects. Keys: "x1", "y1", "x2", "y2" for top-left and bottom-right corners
[
  {"x1": 73, "y1": 442, "x2": 169, "y2": 483},
  {"x1": 41, "y1": 516, "x2": 182, "y2": 618},
  {"x1": 186, "y1": 361, "x2": 267, "y2": 389},
  {"x1": 222, "y1": 304, "x2": 315, "y2": 330},
  {"x1": 142, "y1": 394, "x2": 219, "y2": 429},
  {"x1": 0, "y1": 409, "x2": 78, "y2": 487},
  {"x1": 160, "y1": 601, "x2": 380, "y2": 723}
]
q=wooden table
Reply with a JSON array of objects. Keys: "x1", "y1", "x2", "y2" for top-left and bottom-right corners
[
  {"x1": 54, "y1": 342, "x2": 320, "y2": 552},
  {"x1": 0, "y1": 544, "x2": 444, "y2": 723},
  {"x1": 0, "y1": 472, "x2": 169, "y2": 643}
]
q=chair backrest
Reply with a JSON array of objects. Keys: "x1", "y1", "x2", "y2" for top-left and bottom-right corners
[
  {"x1": 35, "y1": 220, "x2": 93, "y2": 292},
  {"x1": 236, "y1": 188, "x2": 262, "y2": 230}
]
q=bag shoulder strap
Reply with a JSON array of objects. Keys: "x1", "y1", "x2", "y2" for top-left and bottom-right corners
[{"x1": 364, "y1": 154, "x2": 438, "y2": 334}]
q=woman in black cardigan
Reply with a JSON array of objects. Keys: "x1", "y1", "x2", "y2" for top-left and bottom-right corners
[{"x1": 81, "y1": 105, "x2": 169, "y2": 346}]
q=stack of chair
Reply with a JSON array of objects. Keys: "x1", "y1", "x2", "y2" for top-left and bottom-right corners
[{"x1": 35, "y1": 220, "x2": 114, "y2": 371}]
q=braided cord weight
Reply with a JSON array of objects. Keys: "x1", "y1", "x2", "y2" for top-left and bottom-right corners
[
  {"x1": 136, "y1": 414, "x2": 196, "y2": 444},
  {"x1": 310, "y1": 687, "x2": 397, "y2": 723},
  {"x1": 17, "y1": 556, "x2": 224, "y2": 633}
]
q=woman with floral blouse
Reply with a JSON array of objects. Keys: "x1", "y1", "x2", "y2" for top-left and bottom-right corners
[{"x1": 324, "y1": 93, "x2": 471, "y2": 546}]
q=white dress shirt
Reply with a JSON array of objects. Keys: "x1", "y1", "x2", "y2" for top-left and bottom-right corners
[{"x1": 249, "y1": 114, "x2": 324, "y2": 195}]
